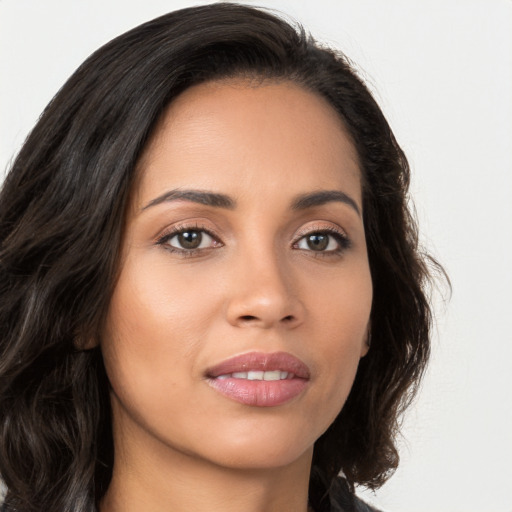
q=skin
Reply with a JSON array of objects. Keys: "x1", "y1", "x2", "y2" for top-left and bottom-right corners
[{"x1": 100, "y1": 80, "x2": 372, "y2": 512}]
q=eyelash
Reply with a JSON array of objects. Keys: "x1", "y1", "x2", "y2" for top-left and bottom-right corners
[
  {"x1": 292, "y1": 225, "x2": 351, "y2": 257},
  {"x1": 156, "y1": 223, "x2": 351, "y2": 257},
  {"x1": 156, "y1": 223, "x2": 221, "y2": 257}
]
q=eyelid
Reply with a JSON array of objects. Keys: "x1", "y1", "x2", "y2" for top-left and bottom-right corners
[
  {"x1": 292, "y1": 223, "x2": 351, "y2": 252},
  {"x1": 154, "y1": 220, "x2": 351, "y2": 256},
  {"x1": 293, "y1": 222, "x2": 348, "y2": 240},
  {"x1": 155, "y1": 222, "x2": 223, "y2": 252}
]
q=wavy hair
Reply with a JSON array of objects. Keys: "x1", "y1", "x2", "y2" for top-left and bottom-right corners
[{"x1": 0, "y1": 4, "x2": 441, "y2": 511}]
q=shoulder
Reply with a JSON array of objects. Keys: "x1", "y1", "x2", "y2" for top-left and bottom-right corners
[{"x1": 328, "y1": 477, "x2": 383, "y2": 512}]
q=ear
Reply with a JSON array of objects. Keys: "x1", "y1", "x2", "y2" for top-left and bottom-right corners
[
  {"x1": 81, "y1": 338, "x2": 99, "y2": 350},
  {"x1": 74, "y1": 331, "x2": 99, "y2": 350},
  {"x1": 360, "y1": 324, "x2": 371, "y2": 357}
]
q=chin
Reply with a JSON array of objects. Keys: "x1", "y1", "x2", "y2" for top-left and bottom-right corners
[
  {"x1": 203, "y1": 440, "x2": 314, "y2": 471},
  {"x1": 183, "y1": 417, "x2": 319, "y2": 471}
]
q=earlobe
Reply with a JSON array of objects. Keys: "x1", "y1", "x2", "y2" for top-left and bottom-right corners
[
  {"x1": 82, "y1": 338, "x2": 99, "y2": 350},
  {"x1": 74, "y1": 333, "x2": 99, "y2": 351},
  {"x1": 360, "y1": 325, "x2": 371, "y2": 357}
]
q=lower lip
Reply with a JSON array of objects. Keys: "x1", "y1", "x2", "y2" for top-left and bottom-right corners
[{"x1": 207, "y1": 377, "x2": 308, "y2": 407}]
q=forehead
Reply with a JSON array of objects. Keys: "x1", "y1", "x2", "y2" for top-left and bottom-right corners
[{"x1": 135, "y1": 79, "x2": 362, "y2": 208}]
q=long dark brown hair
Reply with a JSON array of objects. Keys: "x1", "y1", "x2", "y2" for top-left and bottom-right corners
[{"x1": 0, "y1": 4, "x2": 442, "y2": 511}]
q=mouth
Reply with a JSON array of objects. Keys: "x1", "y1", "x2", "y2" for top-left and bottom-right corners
[
  {"x1": 205, "y1": 351, "x2": 310, "y2": 407},
  {"x1": 216, "y1": 370, "x2": 295, "y2": 381}
]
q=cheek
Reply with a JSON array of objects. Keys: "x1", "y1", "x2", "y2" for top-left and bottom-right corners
[
  {"x1": 100, "y1": 261, "x2": 213, "y2": 417},
  {"x1": 301, "y1": 261, "x2": 372, "y2": 417},
  {"x1": 104, "y1": 255, "x2": 222, "y2": 351},
  {"x1": 100, "y1": 249, "x2": 238, "y2": 415},
  {"x1": 307, "y1": 259, "x2": 372, "y2": 349}
]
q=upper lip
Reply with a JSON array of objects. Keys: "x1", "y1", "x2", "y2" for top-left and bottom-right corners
[{"x1": 206, "y1": 351, "x2": 310, "y2": 379}]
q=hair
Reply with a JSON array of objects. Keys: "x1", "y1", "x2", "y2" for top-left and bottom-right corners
[{"x1": 0, "y1": 3, "x2": 442, "y2": 512}]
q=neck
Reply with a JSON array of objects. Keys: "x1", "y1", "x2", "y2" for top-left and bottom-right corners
[{"x1": 101, "y1": 405, "x2": 313, "y2": 512}]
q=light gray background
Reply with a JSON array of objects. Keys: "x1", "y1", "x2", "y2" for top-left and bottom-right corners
[{"x1": 1, "y1": 1, "x2": 511, "y2": 511}]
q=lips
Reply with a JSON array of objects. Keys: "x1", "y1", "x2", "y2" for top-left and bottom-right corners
[{"x1": 205, "y1": 352, "x2": 310, "y2": 407}]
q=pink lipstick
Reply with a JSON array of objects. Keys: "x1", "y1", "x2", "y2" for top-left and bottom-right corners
[{"x1": 205, "y1": 352, "x2": 310, "y2": 407}]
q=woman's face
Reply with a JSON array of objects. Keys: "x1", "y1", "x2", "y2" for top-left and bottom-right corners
[{"x1": 101, "y1": 80, "x2": 372, "y2": 471}]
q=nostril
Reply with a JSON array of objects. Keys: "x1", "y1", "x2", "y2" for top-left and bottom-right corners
[{"x1": 239, "y1": 314, "x2": 295, "y2": 322}]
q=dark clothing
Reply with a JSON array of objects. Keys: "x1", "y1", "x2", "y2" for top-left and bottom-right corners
[
  {"x1": 0, "y1": 476, "x2": 382, "y2": 512},
  {"x1": 327, "y1": 477, "x2": 382, "y2": 512}
]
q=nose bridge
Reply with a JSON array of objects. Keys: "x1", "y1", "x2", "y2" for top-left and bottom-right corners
[{"x1": 225, "y1": 238, "x2": 303, "y2": 328}]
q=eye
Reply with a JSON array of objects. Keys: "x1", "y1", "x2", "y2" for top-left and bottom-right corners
[
  {"x1": 294, "y1": 229, "x2": 350, "y2": 253},
  {"x1": 158, "y1": 227, "x2": 221, "y2": 253}
]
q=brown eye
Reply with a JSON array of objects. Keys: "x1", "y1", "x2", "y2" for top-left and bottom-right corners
[
  {"x1": 164, "y1": 229, "x2": 217, "y2": 251},
  {"x1": 177, "y1": 231, "x2": 203, "y2": 249},
  {"x1": 295, "y1": 230, "x2": 348, "y2": 253},
  {"x1": 305, "y1": 233, "x2": 329, "y2": 251}
]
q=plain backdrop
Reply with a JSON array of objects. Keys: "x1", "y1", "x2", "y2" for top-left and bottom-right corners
[{"x1": 1, "y1": 1, "x2": 511, "y2": 511}]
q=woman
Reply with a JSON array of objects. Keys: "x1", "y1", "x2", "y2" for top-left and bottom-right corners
[{"x1": 0, "y1": 4, "x2": 440, "y2": 512}]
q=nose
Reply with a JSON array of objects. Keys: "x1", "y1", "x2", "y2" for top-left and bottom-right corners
[{"x1": 225, "y1": 249, "x2": 305, "y2": 330}]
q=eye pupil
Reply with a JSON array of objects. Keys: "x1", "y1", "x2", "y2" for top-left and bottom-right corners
[
  {"x1": 178, "y1": 231, "x2": 202, "y2": 249},
  {"x1": 307, "y1": 234, "x2": 329, "y2": 251}
]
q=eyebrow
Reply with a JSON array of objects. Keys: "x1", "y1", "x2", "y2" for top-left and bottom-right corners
[
  {"x1": 142, "y1": 189, "x2": 236, "y2": 210},
  {"x1": 291, "y1": 190, "x2": 361, "y2": 216},
  {"x1": 142, "y1": 188, "x2": 360, "y2": 216}
]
